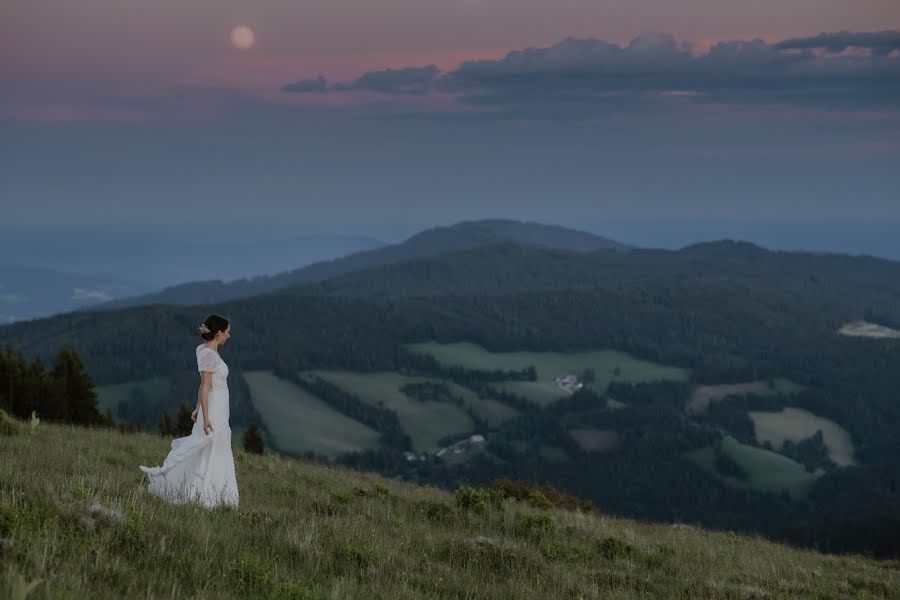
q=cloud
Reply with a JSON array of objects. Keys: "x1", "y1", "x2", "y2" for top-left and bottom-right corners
[
  {"x1": 283, "y1": 31, "x2": 900, "y2": 118},
  {"x1": 72, "y1": 288, "x2": 113, "y2": 301},
  {"x1": 774, "y1": 30, "x2": 900, "y2": 55},
  {"x1": 282, "y1": 76, "x2": 328, "y2": 93},
  {"x1": 283, "y1": 66, "x2": 440, "y2": 95}
]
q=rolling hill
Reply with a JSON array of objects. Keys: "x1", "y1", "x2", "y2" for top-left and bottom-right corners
[{"x1": 85, "y1": 219, "x2": 629, "y2": 310}]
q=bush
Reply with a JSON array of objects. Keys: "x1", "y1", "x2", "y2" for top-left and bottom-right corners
[
  {"x1": 336, "y1": 544, "x2": 380, "y2": 569},
  {"x1": 527, "y1": 490, "x2": 554, "y2": 510},
  {"x1": 596, "y1": 536, "x2": 635, "y2": 560},
  {"x1": 330, "y1": 490, "x2": 354, "y2": 504},
  {"x1": 455, "y1": 486, "x2": 487, "y2": 512},
  {"x1": 0, "y1": 409, "x2": 19, "y2": 436},
  {"x1": 540, "y1": 540, "x2": 589, "y2": 561},
  {"x1": 489, "y1": 478, "x2": 598, "y2": 513},
  {"x1": 229, "y1": 553, "x2": 273, "y2": 594},
  {"x1": 517, "y1": 512, "x2": 556, "y2": 534}
]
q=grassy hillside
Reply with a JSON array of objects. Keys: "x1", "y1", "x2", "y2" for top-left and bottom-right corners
[{"x1": 2, "y1": 419, "x2": 899, "y2": 600}]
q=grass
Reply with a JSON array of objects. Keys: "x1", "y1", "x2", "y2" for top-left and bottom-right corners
[
  {"x1": 687, "y1": 378, "x2": 804, "y2": 414},
  {"x1": 304, "y1": 371, "x2": 477, "y2": 452},
  {"x1": 407, "y1": 341, "x2": 690, "y2": 405},
  {"x1": 2, "y1": 419, "x2": 899, "y2": 599},
  {"x1": 750, "y1": 407, "x2": 856, "y2": 466},
  {"x1": 687, "y1": 436, "x2": 825, "y2": 499},
  {"x1": 243, "y1": 370, "x2": 381, "y2": 457}
]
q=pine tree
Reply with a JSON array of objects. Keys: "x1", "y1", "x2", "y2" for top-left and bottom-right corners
[
  {"x1": 242, "y1": 423, "x2": 265, "y2": 455},
  {"x1": 157, "y1": 409, "x2": 175, "y2": 437},
  {"x1": 175, "y1": 403, "x2": 194, "y2": 436},
  {"x1": 51, "y1": 347, "x2": 101, "y2": 425}
]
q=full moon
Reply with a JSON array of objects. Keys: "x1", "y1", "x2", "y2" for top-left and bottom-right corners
[{"x1": 230, "y1": 25, "x2": 254, "y2": 50}]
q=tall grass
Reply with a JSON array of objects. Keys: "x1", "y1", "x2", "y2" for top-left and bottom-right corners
[{"x1": 1, "y1": 418, "x2": 897, "y2": 599}]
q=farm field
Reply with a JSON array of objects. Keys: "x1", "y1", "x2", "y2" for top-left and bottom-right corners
[
  {"x1": 95, "y1": 375, "x2": 172, "y2": 421},
  {"x1": 687, "y1": 436, "x2": 824, "y2": 499},
  {"x1": 687, "y1": 378, "x2": 804, "y2": 414},
  {"x1": 407, "y1": 341, "x2": 689, "y2": 405},
  {"x1": 303, "y1": 370, "x2": 478, "y2": 452},
  {"x1": 244, "y1": 370, "x2": 380, "y2": 457},
  {"x1": 749, "y1": 407, "x2": 856, "y2": 466},
  {"x1": 568, "y1": 428, "x2": 621, "y2": 452},
  {"x1": 838, "y1": 320, "x2": 900, "y2": 338}
]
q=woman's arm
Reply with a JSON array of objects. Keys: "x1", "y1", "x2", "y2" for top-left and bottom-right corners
[{"x1": 199, "y1": 371, "x2": 214, "y2": 434}]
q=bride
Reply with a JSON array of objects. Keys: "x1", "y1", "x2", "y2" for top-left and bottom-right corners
[{"x1": 139, "y1": 314, "x2": 240, "y2": 508}]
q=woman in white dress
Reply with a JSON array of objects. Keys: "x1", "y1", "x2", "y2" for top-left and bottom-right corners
[{"x1": 139, "y1": 314, "x2": 240, "y2": 508}]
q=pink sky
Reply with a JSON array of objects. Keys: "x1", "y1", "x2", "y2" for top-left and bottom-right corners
[{"x1": 2, "y1": 0, "x2": 898, "y2": 121}]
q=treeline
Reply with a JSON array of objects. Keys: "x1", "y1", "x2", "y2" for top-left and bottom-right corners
[{"x1": 0, "y1": 345, "x2": 105, "y2": 425}]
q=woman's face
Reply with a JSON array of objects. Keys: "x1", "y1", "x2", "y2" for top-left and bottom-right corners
[{"x1": 216, "y1": 325, "x2": 231, "y2": 345}]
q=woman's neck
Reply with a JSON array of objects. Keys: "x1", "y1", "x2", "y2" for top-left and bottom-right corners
[{"x1": 204, "y1": 341, "x2": 220, "y2": 352}]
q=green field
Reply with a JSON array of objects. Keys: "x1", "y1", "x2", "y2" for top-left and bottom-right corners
[
  {"x1": 687, "y1": 378, "x2": 804, "y2": 414},
  {"x1": 408, "y1": 341, "x2": 689, "y2": 406},
  {"x1": 244, "y1": 371, "x2": 381, "y2": 457},
  {"x1": 304, "y1": 370, "x2": 478, "y2": 452},
  {"x1": 749, "y1": 407, "x2": 856, "y2": 467},
  {"x1": 687, "y1": 436, "x2": 824, "y2": 499},
  {"x1": 95, "y1": 376, "x2": 172, "y2": 421}
]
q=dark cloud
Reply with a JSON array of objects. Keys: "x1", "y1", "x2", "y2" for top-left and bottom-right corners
[
  {"x1": 282, "y1": 76, "x2": 328, "y2": 93},
  {"x1": 283, "y1": 31, "x2": 900, "y2": 118},
  {"x1": 775, "y1": 30, "x2": 900, "y2": 55},
  {"x1": 332, "y1": 65, "x2": 439, "y2": 95}
]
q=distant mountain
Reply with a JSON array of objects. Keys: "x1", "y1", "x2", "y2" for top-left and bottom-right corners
[
  {"x1": 0, "y1": 264, "x2": 155, "y2": 324},
  {"x1": 87, "y1": 220, "x2": 629, "y2": 310}
]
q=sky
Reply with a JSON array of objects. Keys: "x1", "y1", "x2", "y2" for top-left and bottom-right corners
[{"x1": 2, "y1": 1, "x2": 900, "y2": 248}]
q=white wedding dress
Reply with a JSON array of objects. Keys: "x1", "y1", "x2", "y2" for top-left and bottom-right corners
[{"x1": 139, "y1": 344, "x2": 240, "y2": 508}]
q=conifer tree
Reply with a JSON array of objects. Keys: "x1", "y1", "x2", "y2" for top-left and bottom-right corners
[
  {"x1": 51, "y1": 347, "x2": 101, "y2": 424},
  {"x1": 175, "y1": 403, "x2": 194, "y2": 436},
  {"x1": 157, "y1": 409, "x2": 175, "y2": 437},
  {"x1": 242, "y1": 423, "x2": 265, "y2": 455}
]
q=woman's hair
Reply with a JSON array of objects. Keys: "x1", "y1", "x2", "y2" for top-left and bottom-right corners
[{"x1": 198, "y1": 314, "x2": 230, "y2": 341}]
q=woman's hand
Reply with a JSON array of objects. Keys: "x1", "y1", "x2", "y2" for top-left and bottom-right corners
[
  {"x1": 203, "y1": 419, "x2": 214, "y2": 435},
  {"x1": 191, "y1": 407, "x2": 199, "y2": 422}
]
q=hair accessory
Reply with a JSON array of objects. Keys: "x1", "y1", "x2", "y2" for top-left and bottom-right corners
[{"x1": 199, "y1": 323, "x2": 211, "y2": 334}]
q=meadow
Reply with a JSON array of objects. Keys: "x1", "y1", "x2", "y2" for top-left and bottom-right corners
[
  {"x1": 407, "y1": 341, "x2": 690, "y2": 406},
  {"x1": 687, "y1": 436, "x2": 824, "y2": 499},
  {"x1": 750, "y1": 407, "x2": 856, "y2": 467},
  {"x1": 2, "y1": 418, "x2": 898, "y2": 599},
  {"x1": 303, "y1": 371, "x2": 478, "y2": 452},
  {"x1": 686, "y1": 378, "x2": 805, "y2": 414},
  {"x1": 243, "y1": 371, "x2": 381, "y2": 457}
]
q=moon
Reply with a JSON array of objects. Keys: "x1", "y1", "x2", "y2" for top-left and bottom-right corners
[{"x1": 230, "y1": 25, "x2": 255, "y2": 50}]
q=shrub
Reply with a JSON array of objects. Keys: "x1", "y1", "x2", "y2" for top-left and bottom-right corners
[
  {"x1": 336, "y1": 544, "x2": 380, "y2": 569},
  {"x1": 455, "y1": 485, "x2": 506, "y2": 512},
  {"x1": 455, "y1": 486, "x2": 487, "y2": 512},
  {"x1": 539, "y1": 540, "x2": 589, "y2": 561},
  {"x1": 517, "y1": 512, "x2": 556, "y2": 534},
  {"x1": 596, "y1": 536, "x2": 635, "y2": 560},
  {"x1": 229, "y1": 553, "x2": 273, "y2": 594},
  {"x1": 527, "y1": 490, "x2": 554, "y2": 510},
  {"x1": 489, "y1": 478, "x2": 598, "y2": 513},
  {"x1": 0, "y1": 409, "x2": 19, "y2": 436},
  {"x1": 330, "y1": 490, "x2": 354, "y2": 504}
]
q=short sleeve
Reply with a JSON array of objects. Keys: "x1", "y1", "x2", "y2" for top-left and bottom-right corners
[{"x1": 197, "y1": 349, "x2": 218, "y2": 373}]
